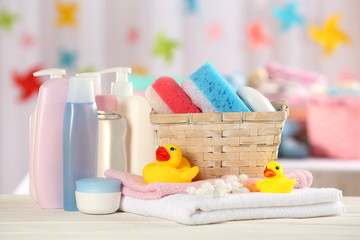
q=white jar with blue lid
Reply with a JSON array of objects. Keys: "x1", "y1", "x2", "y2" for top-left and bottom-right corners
[{"x1": 75, "y1": 178, "x2": 122, "y2": 214}]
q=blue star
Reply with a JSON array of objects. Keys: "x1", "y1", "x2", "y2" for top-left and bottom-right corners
[
  {"x1": 185, "y1": 0, "x2": 198, "y2": 14},
  {"x1": 59, "y1": 49, "x2": 77, "y2": 69},
  {"x1": 272, "y1": 1, "x2": 305, "y2": 32}
]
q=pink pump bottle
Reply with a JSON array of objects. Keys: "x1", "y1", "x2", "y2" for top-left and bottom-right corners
[{"x1": 32, "y1": 69, "x2": 68, "y2": 209}]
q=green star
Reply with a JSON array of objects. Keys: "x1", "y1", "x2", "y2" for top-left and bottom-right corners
[
  {"x1": 0, "y1": 9, "x2": 18, "y2": 32},
  {"x1": 152, "y1": 32, "x2": 180, "y2": 63},
  {"x1": 78, "y1": 65, "x2": 97, "y2": 74}
]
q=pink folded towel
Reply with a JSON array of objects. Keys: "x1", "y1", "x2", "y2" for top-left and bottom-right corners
[{"x1": 104, "y1": 169, "x2": 313, "y2": 200}]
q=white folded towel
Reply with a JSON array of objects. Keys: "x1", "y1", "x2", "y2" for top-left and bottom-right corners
[{"x1": 120, "y1": 188, "x2": 344, "y2": 225}]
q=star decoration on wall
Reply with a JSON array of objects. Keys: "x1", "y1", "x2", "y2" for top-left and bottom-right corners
[
  {"x1": 152, "y1": 32, "x2": 180, "y2": 63},
  {"x1": 59, "y1": 49, "x2": 77, "y2": 69},
  {"x1": 55, "y1": 1, "x2": 78, "y2": 28},
  {"x1": 127, "y1": 27, "x2": 139, "y2": 44},
  {"x1": 308, "y1": 14, "x2": 351, "y2": 56},
  {"x1": 272, "y1": 1, "x2": 305, "y2": 32},
  {"x1": 12, "y1": 65, "x2": 43, "y2": 102},
  {"x1": 0, "y1": 8, "x2": 18, "y2": 32},
  {"x1": 78, "y1": 65, "x2": 96, "y2": 74},
  {"x1": 206, "y1": 22, "x2": 223, "y2": 41},
  {"x1": 21, "y1": 31, "x2": 35, "y2": 49},
  {"x1": 248, "y1": 21, "x2": 271, "y2": 51},
  {"x1": 185, "y1": 0, "x2": 198, "y2": 14},
  {"x1": 132, "y1": 63, "x2": 148, "y2": 75},
  {"x1": 338, "y1": 69, "x2": 355, "y2": 82}
]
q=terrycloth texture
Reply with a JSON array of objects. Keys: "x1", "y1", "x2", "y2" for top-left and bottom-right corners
[
  {"x1": 145, "y1": 76, "x2": 201, "y2": 114},
  {"x1": 105, "y1": 169, "x2": 313, "y2": 199},
  {"x1": 105, "y1": 169, "x2": 218, "y2": 200},
  {"x1": 120, "y1": 188, "x2": 344, "y2": 225},
  {"x1": 182, "y1": 61, "x2": 250, "y2": 113}
]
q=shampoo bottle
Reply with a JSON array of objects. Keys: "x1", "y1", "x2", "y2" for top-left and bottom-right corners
[
  {"x1": 100, "y1": 68, "x2": 155, "y2": 175},
  {"x1": 32, "y1": 68, "x2": 68, "y2": 209},
  {"x1": 63, "y1": 75, "x2": 98, "y2": 211},
  {"x1": 95, "y1": 94, "x2": 127, "y2": 177}
]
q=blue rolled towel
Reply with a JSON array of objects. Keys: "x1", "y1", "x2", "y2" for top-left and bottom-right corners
[{"x1": 182, "y1": 62, "x2": 250, "y2": 113}]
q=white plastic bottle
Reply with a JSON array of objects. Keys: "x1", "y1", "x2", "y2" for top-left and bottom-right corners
[{"x1": 100, "y1": 67, "x2": 155, "y2": 175}]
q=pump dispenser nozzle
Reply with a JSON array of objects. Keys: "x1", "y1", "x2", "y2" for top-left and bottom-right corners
[
  {"x1": 33, "y1": 68, "x2": 66, "y2": 79},
  {"x1": 100, "y1": 67, "x2": 132, "y2": 100}
]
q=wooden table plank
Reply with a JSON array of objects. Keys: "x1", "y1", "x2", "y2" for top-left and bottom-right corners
[{"x1": 0, "y1": 195, "x2": 359, "y2": 240}]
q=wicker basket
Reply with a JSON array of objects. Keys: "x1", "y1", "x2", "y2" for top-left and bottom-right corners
[{"x1": 150, "y1": 102, "x2": 289, "y2": 180}]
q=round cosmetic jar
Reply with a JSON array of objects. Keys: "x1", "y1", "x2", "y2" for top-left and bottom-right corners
[{"x1": 75, "y1": 177, "x2": 122, "y2": 214}]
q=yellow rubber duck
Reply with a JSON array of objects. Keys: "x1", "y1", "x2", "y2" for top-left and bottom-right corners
[
  {"x1": 143, "y1": 144, "x2": 199, "y2": 184},
  {"x1": 256, "y1": 161, "x2": 296, "y2": 193}
]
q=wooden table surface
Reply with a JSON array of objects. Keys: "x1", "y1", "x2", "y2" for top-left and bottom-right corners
[{"x1": 0, "y1": 195, "x2": 359, "y2": 240}]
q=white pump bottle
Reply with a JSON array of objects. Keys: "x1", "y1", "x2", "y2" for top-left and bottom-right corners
[{"x1": 100, "y1": 67, "x2": 155, "y2": 175}]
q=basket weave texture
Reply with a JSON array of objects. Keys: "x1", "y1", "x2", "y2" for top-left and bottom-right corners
[{"x1": 150, "y1": 102, "x2": 288, "y2": 180}]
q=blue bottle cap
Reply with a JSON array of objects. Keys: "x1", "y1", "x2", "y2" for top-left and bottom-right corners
[{"x1": 76, "y1": 178, "x2": 122, "y2": 193}]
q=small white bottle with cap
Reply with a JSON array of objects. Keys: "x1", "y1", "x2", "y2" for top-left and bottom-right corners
[
  {"x1": 75, "y1": 72, "x2": 102, "y2": 96},
  {"x1": 100, "y1": 67, "x2": 155, "y2": 175},
  {"x1": 63, "y1": 75, "x2": 98, "y2": 211}
]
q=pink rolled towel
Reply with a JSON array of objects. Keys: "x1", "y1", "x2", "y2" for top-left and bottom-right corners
[{"x1": 104, "y1": 169, "x2": 313, "y2": 200}]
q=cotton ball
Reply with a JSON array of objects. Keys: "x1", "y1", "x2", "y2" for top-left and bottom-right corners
[
  {"x1": 226, "y1": 175, "x2": 240, "y2": 188},
  {"x1": 226, "y1": 175, "x2": 238, "y2": 183},
  {"x1": 213, "y1": 180, "x2": 232, "y2": 197},
  {"x1": 196, "y1": 182, "x2": 214, "y2": 195},
  {"x1": 215, "y1": 180, "x2": 231, "y2": 190},
  {"x1": 238, "y1": 174, "x2": 248, "y2": 183},
  {"x1": 186, "y1": 187, "x2": 196, "y2": 195}
]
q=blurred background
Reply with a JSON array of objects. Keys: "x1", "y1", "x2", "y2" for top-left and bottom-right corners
[{"x1": 1, "y1": 0, "x2": 360, "y2": 195}]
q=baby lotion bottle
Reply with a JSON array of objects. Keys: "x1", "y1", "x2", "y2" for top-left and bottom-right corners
[
  {"x1": 95, "y1": 94, "x2": 127, "y2": 177},
  {"x1": 32, "y1": 68, "x2": 68, "y2": 209},
  {"x1": 100, "y1": 67, "x2": 155, "y2": 175},
  {"x1": 63, "y1": 75, "x2": 98, "y2": 211}
]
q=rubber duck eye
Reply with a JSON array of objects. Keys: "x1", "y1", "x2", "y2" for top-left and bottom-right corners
[
  {"x1": 276, "y1": 166, "x2": 280, "y2": 170},
  {"x1": 170, "y1": 147, "x2": 175, "y2": 151}
]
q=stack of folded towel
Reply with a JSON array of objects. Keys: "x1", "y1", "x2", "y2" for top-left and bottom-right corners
[
  {"x1": 105, "y1": 170, "x2": 343, "y2": 225},
  {"x1": 120, "y1": 188, "x2": 344, "y2": 225}
]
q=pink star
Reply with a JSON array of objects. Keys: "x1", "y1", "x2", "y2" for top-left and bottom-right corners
[
  {"x1": 338, "y1": 69, "x2": 355, "y2": 82},
  {"x1": 248, "y1": 21, "x2": 271, "y2": 51},
  {"x1": 127, "y1": 27, "x2": 139, "y2": 44},
  {"x1": 21, "y1": 31, "x2": 35, "y2": 49},
  {"x1": 206, "y1": 22, "x2": 222, "y2": 41}
]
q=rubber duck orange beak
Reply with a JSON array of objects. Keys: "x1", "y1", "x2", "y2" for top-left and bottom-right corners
[
  {"x1": 264, "y1": 168, "x2": 276, "y2": 178},
  {"x1": 156, "y1": 147, "x2": 170, "y2": 161}
]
